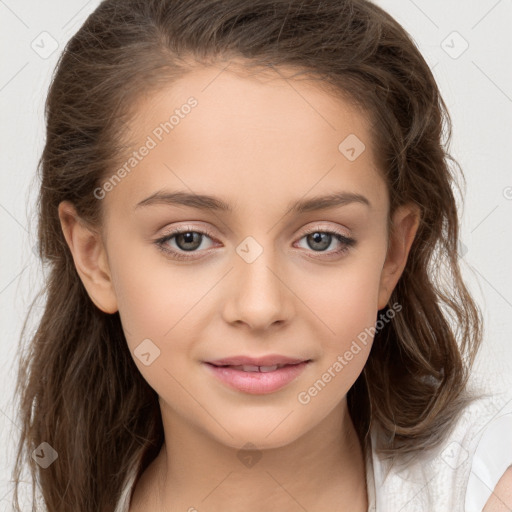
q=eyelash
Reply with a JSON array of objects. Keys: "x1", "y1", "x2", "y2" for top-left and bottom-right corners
[{"x1": 154, "y1": 225, "x2": 356, "y2": 261}]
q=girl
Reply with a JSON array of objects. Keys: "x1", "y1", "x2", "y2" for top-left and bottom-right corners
[{"x1": 12, "y1": 0, "x2": 512, "y2": 511}]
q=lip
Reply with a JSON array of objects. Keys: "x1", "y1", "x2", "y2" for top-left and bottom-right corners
[
  {"x1": 206, "y1": 354, "x2": 310, "y2": 367},
  {"x1": 203, "y1": 357, "x2": 311, "y2": 395}
]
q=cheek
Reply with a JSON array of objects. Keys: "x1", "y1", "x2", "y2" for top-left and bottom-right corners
[
  {"x1": 109, "y1": 246, "x2": 216, "y2": 390},
  {"x1": 292, "y1": 255, "x2": 383, "y2": 398},
  {"x1": 297, "y1": 256, "x2": 383, "y2": 340},
  {"x1": 110, "y1": 255, "x2": 199, "y2": 395},
  {"x1": 109, "y1": 237, "x2": 200, "y2": 339}
]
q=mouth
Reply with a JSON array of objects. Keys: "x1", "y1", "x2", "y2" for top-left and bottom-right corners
[
  {"x1": 206, "y1": 354, "x2": 311, "y2": 367},
  {"x1": 203, "y1": 358, "x2": 312, "y2": 394},
  {"x1": 206, "y1": 362, "x2": 308, "y2": 372}
]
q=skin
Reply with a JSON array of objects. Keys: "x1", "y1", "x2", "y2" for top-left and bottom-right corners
[
  {"x1": 483, "y1": 466, "x2": 512, "y2": 511},
  {"x1": 59, "y1": 62, "x2": 421, "y2": 512}
]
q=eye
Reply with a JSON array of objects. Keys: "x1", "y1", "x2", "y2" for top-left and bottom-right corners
[
  {"x1": 294, "y1": 227, "x2": 356, "y2": 259},
  {"x1": 154, "y1": 225, "x2": 356, "y2": 261},
  {"x1": 155, "y1": 226, "x2": 218, "y2": 261}
]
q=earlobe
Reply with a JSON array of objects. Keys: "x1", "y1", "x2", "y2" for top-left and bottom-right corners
[
  {"x1": 58, "y1": 201, "x2": 118, "y2": 314},
  {"x1": 377, "y1": 204, "x2": 421, "y2": 310}
]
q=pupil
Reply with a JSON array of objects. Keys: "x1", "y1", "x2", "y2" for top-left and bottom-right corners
[
  {"x1": 309, "y1": 232, "x2": 330, "y2": 251},
  {"x1": 178, "y1": 232, "x2": 200, "y2": 251}
]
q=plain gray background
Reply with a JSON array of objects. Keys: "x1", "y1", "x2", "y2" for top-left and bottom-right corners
[{"x1": 1, "y1": 0, "x2": 511, "y2": 509}]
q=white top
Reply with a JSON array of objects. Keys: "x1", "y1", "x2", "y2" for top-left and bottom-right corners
[
  {"x1": 365, "y1": 389, "x2": 512, "y2": 511},
  {"x1": 114, "y1": 390, "x2": 512, "y2": 512}
]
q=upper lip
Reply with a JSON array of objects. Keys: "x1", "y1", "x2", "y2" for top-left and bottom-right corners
[{"x1": 206, "y1": 355, "x2": 311, "y2": 367}]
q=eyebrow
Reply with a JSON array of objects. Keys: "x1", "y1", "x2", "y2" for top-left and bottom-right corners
[{"x1": 134, "y1": 190, "x2": 371, "y2": 214}]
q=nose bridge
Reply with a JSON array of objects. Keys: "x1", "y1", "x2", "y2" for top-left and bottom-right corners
[{"x1": 223, "y1": 234, "x2": 292, "y2": 329}]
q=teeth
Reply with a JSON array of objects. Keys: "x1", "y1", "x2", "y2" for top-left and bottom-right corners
[
  {"x1": 241, "y1": 365, "x2": 260, "y2": 372},
  {"x1": 229, "y1": 364, "x2": 281, "y2": 372},
  {"x1": 259, "y1": 365, "x2": 279, "y2": 372}
]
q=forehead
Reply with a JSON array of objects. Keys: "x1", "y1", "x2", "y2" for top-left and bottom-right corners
[
  {"x1": 128, "y1": 63, "x2": 372, "y2": 150},
  {"x1": 102, "y1": 63, "x2": 387, "y2": 220}
]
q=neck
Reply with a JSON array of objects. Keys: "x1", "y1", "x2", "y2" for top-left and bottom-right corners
[{"x1": 133, "y1": 399, "x2": 368, "y2": 512}]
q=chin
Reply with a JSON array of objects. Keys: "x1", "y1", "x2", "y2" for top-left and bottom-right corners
[{"x1": 205, "y1": 420, "x2": 306, "y2": 452}]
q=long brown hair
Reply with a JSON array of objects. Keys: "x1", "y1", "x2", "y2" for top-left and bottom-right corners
[{"x1": 12, "y1": 0, "x2": 482, "y2": 510}]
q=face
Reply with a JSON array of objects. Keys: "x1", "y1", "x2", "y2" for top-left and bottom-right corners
[{"x1": 60, "y1": 63, "x2": 418, "y2": 450}]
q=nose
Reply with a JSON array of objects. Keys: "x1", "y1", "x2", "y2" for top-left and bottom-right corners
[{"x1": 221, "y1": 243, "x2": 294, "y2": 332}]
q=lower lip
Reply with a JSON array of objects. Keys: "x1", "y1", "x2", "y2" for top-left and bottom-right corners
[{"x1": 204, "y1": 361, "x2": 310, "y2": 394}]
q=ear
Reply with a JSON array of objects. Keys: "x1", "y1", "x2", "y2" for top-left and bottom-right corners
[
  {"x1": 58, "y1": 201, "x2": 118, "y2": 314},
  {"x1": 377, "y1": 203, "x2": 421, "y2": 310}
]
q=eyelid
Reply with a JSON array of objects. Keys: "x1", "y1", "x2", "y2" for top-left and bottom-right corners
[
  {"x1": 300, "y1": 223, "x2": 352, "y2": 239},
  {"x1": 156, "y1": 222, "x2": 352, "y2": 243},
  {"x1": 154, "y1": 225, "x2": 219, "y2": 261},
  {"x1": 292, "y1": 224, "x2": 356, "y2": 257},
  {"x1": 155, "y1": 224, "x2": 219, "y2": 248},
  {"x1": 155, "y1": 222, "x2": 355, "y2": 260}
]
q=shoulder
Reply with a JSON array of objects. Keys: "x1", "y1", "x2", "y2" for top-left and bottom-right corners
[
  {"x1": 466, "y1": 400, "x2": 512, "y2": 512},
  {"x1": 369, "y1": 386, "x2": 512, "y2": 512},
  {"x1": 483, "y1": 466, "x2": 512, "y2": 511}
]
